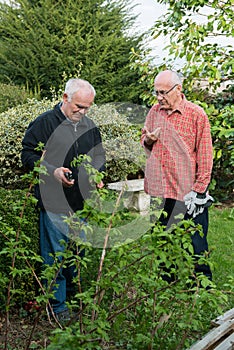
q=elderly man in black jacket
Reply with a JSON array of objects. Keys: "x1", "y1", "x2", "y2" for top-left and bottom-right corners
[{"x1": 21, "y1": 78, "x2": 106, "y2": 322}]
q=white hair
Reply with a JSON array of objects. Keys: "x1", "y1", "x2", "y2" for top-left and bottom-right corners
[{"x1": 64, "y1": 78, "x2": 96, "y2": 101}]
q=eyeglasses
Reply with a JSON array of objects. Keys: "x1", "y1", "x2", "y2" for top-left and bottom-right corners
[{"x1": 153, "y1": 84, "x2": 178, "y2": 97}]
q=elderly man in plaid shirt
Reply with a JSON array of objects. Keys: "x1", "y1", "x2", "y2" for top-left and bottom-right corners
[{"x1": 141, "y1": 70, "x2": 214, "y2": 281}]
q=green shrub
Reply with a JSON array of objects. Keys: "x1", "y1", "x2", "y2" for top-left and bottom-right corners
[
  {"x1": 88, "y1": 104, "x2": 145, "y2": 182},
  {"x1": 0, "y1": 99, "x2": 145, "y2": 188},
  {"x1": 0, "y1": 98, "x2": 55, "y2": 188},
  {"x1": 0, "y1": 187, "x2": 40, "y2": 308},
  {"x1": 211, "y1": 105, "x2": 234, "y2": 197},
  {"x1": 0, "y1": 162, "x2": 232, "y2": 349},
  {"x1": 45, "y1": 205, "x2": 227, "y2": 350},
  {"x1": 196, "y1": 101, "x2": 234, "y2": 200},
  {"x1": 0, "y1": 83, "x2": 35, "y2": 113},
  {"x1": 208, "y1": 86, "x2": 234, "y2": 199},
  {"x1": 0, "y1": 0, "x2": 146, "y2": 104}
]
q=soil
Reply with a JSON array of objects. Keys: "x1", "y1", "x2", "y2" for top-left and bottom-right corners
[
  {"x1": 215, "y1": 199, "x2": 234, "y2": 209},
  {"x1": 0, "y1": 311, "x2": 55, "y2": 350}
]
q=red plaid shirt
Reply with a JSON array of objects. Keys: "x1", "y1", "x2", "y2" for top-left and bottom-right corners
[{"x1": 141, "y1": 95, "x2": 213, "y2": 201}]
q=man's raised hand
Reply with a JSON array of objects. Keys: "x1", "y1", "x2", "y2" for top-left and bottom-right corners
[{"x1": 144, "y1": 126, "x2": 161, "y2": 145}]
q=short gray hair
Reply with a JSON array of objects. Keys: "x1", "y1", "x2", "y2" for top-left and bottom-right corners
[{"x1": 64, "y1": 78, "x2": 96, "y2": 101}]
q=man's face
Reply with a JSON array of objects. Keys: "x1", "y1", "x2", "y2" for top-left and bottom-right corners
[
  {"x1": 62, "y1": 90, "x2": 94, "y2": 122},
  {"x1": 154, "y1": 80, "x2": 181, "y2": 111}
]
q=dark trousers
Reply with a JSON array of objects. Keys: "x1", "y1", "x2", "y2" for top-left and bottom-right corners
[{"x1": 153, "y1": 198, "x2": 212, "y2": 280}]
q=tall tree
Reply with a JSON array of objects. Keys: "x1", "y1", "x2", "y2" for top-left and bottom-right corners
[
  {"x1": 153, "y1": 0, "x2": 234, "y2": 93},
  {"x1": 0, "y1": 0, "x2": 146, "y2": 103},
  {"x1": 131, "y1": 0, "x2": 234, "y2": 102}
]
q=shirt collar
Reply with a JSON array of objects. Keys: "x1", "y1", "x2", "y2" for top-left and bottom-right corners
[
  {"x1": 175, "y1": 94, "x2": 186, "y2": 114},
  {"x1": 59, "y1": 102, "x2": 81, "y2": 127}
]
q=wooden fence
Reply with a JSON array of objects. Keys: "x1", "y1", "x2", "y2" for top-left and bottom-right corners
[{"x1": 189, "y1": 308, "x2": 234, "y2": 350}]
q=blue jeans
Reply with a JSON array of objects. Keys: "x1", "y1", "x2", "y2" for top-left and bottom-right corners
[{"x1": 39, "y1": 210, "x2": 85, "y2": 314}]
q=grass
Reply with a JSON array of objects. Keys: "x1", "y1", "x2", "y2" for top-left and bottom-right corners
[{"x1": 209, "y1": 205, "x2": 234, "y2": 307}]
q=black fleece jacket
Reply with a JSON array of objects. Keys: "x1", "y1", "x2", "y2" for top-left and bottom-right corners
[{"x1": 21, "y1": 103, "x2": 106, "y2": 214}]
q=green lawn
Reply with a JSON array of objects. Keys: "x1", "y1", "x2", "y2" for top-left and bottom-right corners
[{"x1": 209, "y1": 206, "x2": 234, "y2": 306}]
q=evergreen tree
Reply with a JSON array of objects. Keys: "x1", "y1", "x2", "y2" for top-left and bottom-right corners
[{"x1": 0, "y1": 0, "x2": 146, "y2": 103}]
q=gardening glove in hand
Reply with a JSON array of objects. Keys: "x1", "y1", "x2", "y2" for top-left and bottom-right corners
[{"x1": 184, "y1": 191, "x2": 214, "y2": 218}]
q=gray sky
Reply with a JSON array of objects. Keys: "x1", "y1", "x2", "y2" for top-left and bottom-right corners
[
  {"x1": 131, "y1": 0, "x2": 166, "y2": 31},
  {"x1": 130, "y1": 0, "x2": 234, "y2": 67},
  {"x1": 130, "y1": 0, "x2": 173, "y2": 65}
]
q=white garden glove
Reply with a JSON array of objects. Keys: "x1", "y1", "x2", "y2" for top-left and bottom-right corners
[{"x1": 184, "y1": 191, "x2": 214, "y2": 218}]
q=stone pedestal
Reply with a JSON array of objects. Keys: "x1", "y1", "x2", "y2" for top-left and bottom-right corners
[{"x1": 107, "y1": 179, "x2": 150, "y2": 215}]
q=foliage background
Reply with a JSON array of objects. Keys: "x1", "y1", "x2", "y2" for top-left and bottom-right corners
[{"x1": 0, "y1": 0, "x2": 147, "y2": 103}]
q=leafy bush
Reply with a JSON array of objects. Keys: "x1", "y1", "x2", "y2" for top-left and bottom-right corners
[
  {"x1": 88, "y1": 104, "x2": 145, "y2": 183},
  {"x1": 212, "y1": 85, "x2": 234, "y2": 109},
  {"x1": 0, "y1": 187, "x2": 40, "y2": 308},
  {"x1": 0, "y1": 98, "x2": 55, "y2": 189},
  {"x1": 0, "y1": 0, "x2": 146, "y2": 104},
  {"x1": 0, "y1": 99, "x2": 145, "y2": 188},
  {"x1": 40, "y1": 194, "x2": 229, "y2": 349},
  {"x1": 208, "y1": 85, "x2": 234, "y2": 199},
  {"x1": 210, "y1": 105, "x2": 234, "y2": 198},
  {"x1": 0, "y1": 179, "x2": 230, "y2": 349},
  {"x1": 195, "y1": 100, "x2": 234, "y2": 200},
  {"x1": 0, "y1": 83, "x2": 34, "y2": 113}
]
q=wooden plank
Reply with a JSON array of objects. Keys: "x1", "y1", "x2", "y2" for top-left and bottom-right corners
[
  {"x1": 213, "y1": 332, "x2": 234, "y2": 350},
  {"x1": 189, "y1": 319, "x2": 234, "y2": 350},
  {"x1": 212, "y1": 308, "x2": 234, "y2": 327}
]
